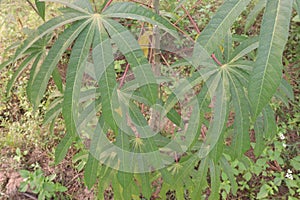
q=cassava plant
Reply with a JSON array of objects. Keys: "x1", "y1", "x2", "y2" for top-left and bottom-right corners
[{"x1": 0, "y1": 0, "x2": 298, "y2": 199}]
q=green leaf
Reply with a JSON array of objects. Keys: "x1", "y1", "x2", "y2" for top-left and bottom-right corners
[
  {"x1": 290, "y1": 156, "x2": 300, "y2": 169},
  {"x1": 262, "y1": 105, "x2": 276, "y2": 140},
  {"x1": 63, "y1": 22, "x2": 95, "y2": 137},
  {"x1": 43, "y1": 99, "x2": 62, "y2": 125},
  {"x1": 135, "y1": 173, "x2": 152, "y2": 198},
  {"x1": 191, "y1": 157, "x2": 209, "y2": 199},
  {"x1": 117, "y1": 171, "x2": 134, "y2": 193},
  {"x1": 224, "y1": 30, "x2": 233, "y2": 63},
  {"x1": 13, "y1": 12, "x2": 89, "y2": 62},
  {"x1": 208, "y1": 160, "x2": 221, "y2": 200},
  {"x1": 166, "y1": 108, "x2": 182, "y2": 127},
  {"x1": 227, "y1": 73, "x2": 250, "y2": 159},
  {"x1": 51, "y1": 67, "x2": 63, "y2": 93},
  {"x1": 245, "y1": 0, "x2": 267, "y2": 31},
  {"x1": 92, "y1": 22, "x2": 118, "y2": 132},
  {"x1": 253, "y1": 115, "x2": 265, "y2": 157},
  {"x1": 42, "y1": 0, "x2": 93, "y2": 14},
  {"x1": 27, "y1": 53, "x2": 44, "y2": 99},
  {"x1": 188, "y1": 85, "x2": 210, "y2": 151},
  {"x1": 275, "y1": 78, "x2": 294, "y2": 106},
  {"x1": 195, "y1": 0, "x2": 251, "y2": 54},
  {"x1": 173, "y1": 155, "x2": 197, "y2": 187},
  {"x1": 220, "y1": 155, "x2": 238, "y2": 195},
  {"x1": 35, "y1": 0, "x2": 46, "y2": 21},
  {"x1": 55, "y1": 132, "x2": 74, "y2": 164},
  {"x1": 256, "y1": 184, "x2": 269, "y2": 199},
  {"x1": 84, "y1": 153, "x2": 99, "y2": 189},
  {"x1": 248, "y1": 0, "x2": 293, "y2": 120},
  {"x1": 103, "y1": 2, "x2": 177, "y2": 37},
  {"x1": 6, "y1": 54, "x2": 38, "y2": 97},
  {"x1": 198, "y1": 71, "x2": 229, "y2": 159},
  {"x1": 29, "y1": 20, "x2": 91, "y2": 108},
  {"x1": 103, "y1": 18, "x2": 158, "y2": 104},
  {"x1": 228, "y1": 36, "x2": 259, "y2": 64}
]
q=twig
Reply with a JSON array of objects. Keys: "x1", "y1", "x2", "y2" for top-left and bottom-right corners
[{"x1": 181, "y1": 5, "x2": 201, "y2": 34}]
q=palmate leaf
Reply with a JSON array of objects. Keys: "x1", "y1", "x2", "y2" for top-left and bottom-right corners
[
  {"x1": 92, "y1": 20, "x2": 118, "y2": 133},
  {"x1": 102, "y1": 18, "x2": 158, "y2": 105},
  {"x1": 227, "y1": 72, "x2": 250, "y2": 159},
  {"x1": 190, "y1": 157, "x2": 209, "y2": 199},
  {"x1": 43, "y1": 97, "x2": 63, "y2": 125},
  {"x1": 248, "y1": 0, "x2": 293, "y2": 120},
  {"x1": 198, "y1": 71, "x2": 230, "y2": 159},
  {"x1": 6, "y1": 54, "x2": 38, "y2": 97},
  {"x1": 220, "y1": 155, "x2": 238, "y2": 195},
  {"x1": 63, "y1": 23, "x2": 95, "y2": 137},
  {"x1": 228, "y1": 36, "x2": 259, "y2": 64},
  {"x1": 84, "y1": 153, "x2": 99, "y2": 189},
  {"x1": 29, "y1": 20, "x2": 91, "y2": 108},
  {"x1": 195, "y1": 0, "x2": 251, "y2": 54},
  {"x1": 13, "y1": 12, "x2": 89, "y2": 62},
  {"x1": 103, "y1": 2, "x2": 177, "y2": 37},
  {"x1": 55, "y1": 132, "x2": 74, "y2": 164}
]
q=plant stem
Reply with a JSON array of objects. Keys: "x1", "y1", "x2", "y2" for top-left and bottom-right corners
[
  {"x1": 211, "y1": 54, "x2": 223, "y2": 66},
  {"x1": 181, "y1": 5, "x2": 201, "y2": 34},
  {"x1": 102, "y1": 0, "x2": 113, "y2": 12}
]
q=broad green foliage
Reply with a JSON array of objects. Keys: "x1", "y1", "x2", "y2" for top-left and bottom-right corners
[
  {"x1": 248, "y1": 0, "x2": 293, "y2": 120},
  {"x1": 0, "y1": 0, "x2": 296, "y2": 199}
]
